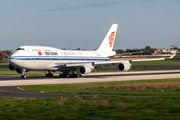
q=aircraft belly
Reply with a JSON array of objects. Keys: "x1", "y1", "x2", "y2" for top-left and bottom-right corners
[
  {"x1": 23, "y1": 61, "x2": 43, "y2": 70},
  {"x1": 13, "y1": 60, "x2": 73, "y2": 70},
  {"x1": 22, "y1": 60, "x2": 75, "y2": 70},
  {"x1": 21, "y1": 61, "x2": 53, "y2": 70}
]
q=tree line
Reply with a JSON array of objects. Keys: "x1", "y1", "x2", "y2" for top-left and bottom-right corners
[
  {"x1": 115, "y1": 46, "x2": 156, "y2": 55},
  {"x1": 0, "y1": 50, "x2": 13, "y2": 62},
  {"x1": 0, "y1": 51, "x2": 5, "y2": 61}
]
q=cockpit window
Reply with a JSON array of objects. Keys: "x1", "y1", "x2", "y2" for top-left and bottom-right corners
[{"x1": 16, "y1": 48, "x2": 25, "y2": 50}]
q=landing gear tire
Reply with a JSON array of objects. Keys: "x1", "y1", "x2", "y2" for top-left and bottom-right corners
[
  {"x1": 59, "y1": 74, "x2": 66, "y2": 78},
  {"x1": 45, "y1": 71, "x2": 53, "y2": 77},
  {"x1": 21, "y1": 75, "x2": 26, "y2": 79},
  {"x1": 59, "y1": 73, "x2": 80, "y2": 78},
  {"x1": 79, "y1": 74, "x2": 82, "y2": 77},
  {"x1": 74, "y1": 74, "x2": 79, "y2": 78},
  {"x1": 45, "y1": 73, "x2": 53, "y2": 77}
]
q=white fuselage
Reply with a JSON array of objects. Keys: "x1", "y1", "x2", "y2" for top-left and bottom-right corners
[{"x1": 9, "y1": 46, "x2": 116, "y2": 71}]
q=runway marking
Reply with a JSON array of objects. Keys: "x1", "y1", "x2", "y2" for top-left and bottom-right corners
[
  {"x1": 0, "y1": 88, "x2": 46, "y2": 95},
  {"x1": 17, "y1": 87, "x2": 25, "y2": 91},
  {"x1": 0, "y1": 87, "x2": 154, "y2": 98}
]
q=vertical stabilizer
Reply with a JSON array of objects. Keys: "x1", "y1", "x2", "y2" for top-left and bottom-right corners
[{"x1": 96, "y1": 24, "x2": 118, "y2": 52}]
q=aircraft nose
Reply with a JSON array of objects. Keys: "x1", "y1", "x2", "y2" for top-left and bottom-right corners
[
  {"x1": 9, "y1": 56, "x2": 17, "y2": 67},
  {"x1": 9, "y1": 56, "x2": 14, "y2": 63},
  {"x1": 9, "y1": 54, "x2": 25, "y2": 68}
]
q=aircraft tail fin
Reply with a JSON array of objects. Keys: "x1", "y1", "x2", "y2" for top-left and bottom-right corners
[{"x1": 96, "y1": 24, "x2": 118, "y2": 52}]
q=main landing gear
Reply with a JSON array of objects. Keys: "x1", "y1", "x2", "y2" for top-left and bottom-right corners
[
  {"x1": 45, "y1": 71, "x2": 53, "y2": 77},
  {"x1": 44, "y1": 71, "x2": 82, "y2": 78},
  {"x1": 59, "y1": 71, "x2": 82, "y2": 78}
]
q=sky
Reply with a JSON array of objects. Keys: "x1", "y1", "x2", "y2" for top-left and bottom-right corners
[{"x1": 0, "y1": 0, "x2": 180, "y2": 51}]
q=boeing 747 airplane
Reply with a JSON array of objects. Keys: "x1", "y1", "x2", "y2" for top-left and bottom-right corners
[{"x1": 9, "y1": 24, "x2": 170, "y2": 78}]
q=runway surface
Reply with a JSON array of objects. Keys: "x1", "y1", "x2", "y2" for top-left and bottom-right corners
[
  {"x1": 0, "y1": 70, "x2": 180, "y2": 98},
  {"x1": 1, "y1": 70, "x2": 180, "y2": 87}
]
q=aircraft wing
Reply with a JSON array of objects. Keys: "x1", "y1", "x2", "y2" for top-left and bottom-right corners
[
  {"x1": 94, "y1": 58, "x2": 165, "y2": 65},
  {"x1": 131, "y1": 58, "x2": 165, "y2": 62},
  {"x1": 109, "y1": 51, "x2": 143, "y2": 57},
  {"x1": 54, "y1": 58, "x2": 165, "y2": 68},
  {"x1": 108, "y1": 51, "x2": 143, "y2": 59},
  {"x1": 109, "y1": 50, "x2": 176, "y2": 59}
]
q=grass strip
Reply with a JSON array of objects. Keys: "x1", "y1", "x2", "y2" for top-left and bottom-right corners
[
  {"x1": 0, "y1": 96, "x2": 180, "y2": 119},
  {"x1": 20, "y1": 78, "x2": 180, "y2": 96}
]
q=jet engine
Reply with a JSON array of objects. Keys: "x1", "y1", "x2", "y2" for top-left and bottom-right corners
[
  {"x1": 9, "y1": 64, "x2": 15, "y2": 70},
  {"x1": 118, "y1": 63, "x2": 131, "y2": 71},
  {"x1": 79, "y1": 66, "x2": 92, "y2": 74}
]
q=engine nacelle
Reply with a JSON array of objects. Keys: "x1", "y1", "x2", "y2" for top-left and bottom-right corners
[
  {"x1": 79, "y1": 66, "x2": 92, "y2": 74},
  {"x1": 9, "y1": 64, "x2": 15, "y2": 70},
  {"x1": 118, "y1": 63, "x2": 131, "y2": 71}
]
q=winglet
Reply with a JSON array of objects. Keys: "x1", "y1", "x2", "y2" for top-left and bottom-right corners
[
  {"x1": 96, "y1": 24, "x2": 118, "y2": 52},
  {"x1": 169, "y1": 51, "x2": 176, "y2": 59}
]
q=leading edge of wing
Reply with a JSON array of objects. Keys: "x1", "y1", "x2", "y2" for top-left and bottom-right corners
[
  {"x1": 131, "y1": 58, "x2": 165, "y2": 62},
  {"x1": 54, "y1": 61, "x2": 127, "y2": 67},
  {"x1": 94, "y1": 58, "x2": 165, "y2": 65},
  {"x1": 54, "y1": 58, "x2": 165, "y2": 67}
]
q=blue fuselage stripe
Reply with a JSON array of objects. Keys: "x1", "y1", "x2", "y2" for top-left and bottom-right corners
[{"x1": 9, "y1": 56, "x2": 109, "y2": 61}]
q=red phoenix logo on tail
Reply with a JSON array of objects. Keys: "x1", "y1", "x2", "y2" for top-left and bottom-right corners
[{"x1": 109, "y1": 31, "x2": 115, "y2": 47}]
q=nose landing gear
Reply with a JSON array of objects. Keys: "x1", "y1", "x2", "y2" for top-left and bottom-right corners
[
  {"x1": 21, "y1": 75, "x2": 26, "y2": 79},
  {"x1": 21, "y1": 69, "x2": 27, "y2": 79}
]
